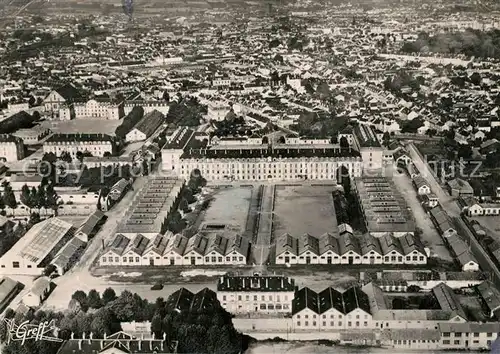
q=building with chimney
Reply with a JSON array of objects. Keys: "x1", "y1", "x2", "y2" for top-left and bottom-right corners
[{"x1": 216, "y1": 274, "x2": 296, "y2": 314}]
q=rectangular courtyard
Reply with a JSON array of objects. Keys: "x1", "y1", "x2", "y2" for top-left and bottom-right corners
[
  {"x1": 272, "y1": 185, "x2": 338, "y2": 238},
  {"x1": 201, "y1": 186, "x2": 253, "y2": 233}
]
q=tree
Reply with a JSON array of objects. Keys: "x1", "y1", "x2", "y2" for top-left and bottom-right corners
[
  {"x1": 28, "y1": 96, "x2": 36, "y2": 107},
  {"x1": 163, "y1": 91, "x2": 170, "y2": 102},
  {"x1": 45, "y1": 184, "x2": 59, "y2": 215},
  {"x1": 0, "y1": 192, "x2": 5, "y2": 212},
  {"x1": 43, "y1": 264, "x2": 56, "y2": 276},
  {"x1": 179, "y1": 198, "x2": 190, "y2": 213},
  {"x1": 30, "y1": 187, "x2": 39, "y2": 208},
  {"x1": 71, "y1": 290, "x2": 88, "y2": 310},
  {"x1": 20, "y1": 184, "x2": 32, "y2": 209},
  {"x1": 151, "y1": 313, "x2": 162, "y2": 338},
  {"x1": 35, "y1": 185, "x2": 46, "y2": 209},
  {"x1": 87, "y1": 289, "x2": 102, "y2": 309},
  {"x1": 469, "y1": 72, "x2": 482, "y2": 86},
  {"x1": 457, "y1": 144, "x2": 473, "y2": 159},
  {"x1": 60, "y1": 151, "x2": 72, "y2": 163},
  {"x1": 28, "y1": 212, "x2": 41, "y2": 229},
  {"x1": 298, "y1": 112, "x2": 315, "y2": 132},
  {"x1": 382, "y1": 132, "x2": 391, "y2": 147},
  {"x1": 316, "y1": 82, "x2": 331, "y2": 100},
  {"x1": 142, "y1": 159, "x2": 150, "y2": 176},
  {"x1": 339, "y1": 136, "x2": 349, "y2": 149},
  {"x1": 102, "y1": 288, "x2": 117, "y2": 304},
  {"x1": 270, "y1": 71, "x2": 279, "y2": 86},
  {"x1": 3, "y1": 183, "x2": 17, "y2": 215},
  {"x1": 426, "y1": 129, "x2": 437, "y2": 137},
  {"x1": 90, "y1": 308, "x2": 118, "y2": 337},
  {"x1": 76, "y1": 150, "x2": 92, "y2": 162},
  {"x1": 32, "y1": 110, "x2": 41, "y2": 120}
]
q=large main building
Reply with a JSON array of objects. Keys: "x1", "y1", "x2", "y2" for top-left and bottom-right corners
[{"x1": 161, "y1": 126, "x2": 383, "y2": 182}]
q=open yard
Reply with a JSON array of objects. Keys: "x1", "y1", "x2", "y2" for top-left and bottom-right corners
[
  {"x1": 43, "y1": 266, "x2": 360, "y2": 311},
  {"x1": 458, "y1": 293, "x2": 489, "y2": 322},
  {"x1": 273, "y1": 185, "x2": 338, "y2": 237},
  {"x1": 200, "y1": 186, "x2": 253, "y2": 233},
  {"x1": 40, "y1": 119, "x2": 122, "y2": 136}
]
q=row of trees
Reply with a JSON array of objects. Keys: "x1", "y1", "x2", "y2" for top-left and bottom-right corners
[
  {"x1": 19, "y1": 183, "x2": 59, "y2": 212},
  {"x1": 401, "y1": 29, "x2": 500, "y2": 59},
  {"x1": 294, "y1": 111, "x2": 351, "y2": 143},
  {"x1": 165, "y1": 169, "x2": 207, "y2": 234},
  {"x1": 166, "y1": 97, "x2": 206, "y2": 127},
  {"x1": 0, "y1": 287, "x2": 249, "y2": 354},
  {"x1": 0, "y1": 181, "x2": 18, "y2": 215},
  {"x1": 59, "y1": 150, "x2": 95, "y2": 163}
]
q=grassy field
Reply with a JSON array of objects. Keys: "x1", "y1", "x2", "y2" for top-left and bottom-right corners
[
  {"x1": 201, "y1": 186, "x2": 253, "y2": 232},
  {"x1": 273, "y1": 185, "x2": 338, "y2": 238}
]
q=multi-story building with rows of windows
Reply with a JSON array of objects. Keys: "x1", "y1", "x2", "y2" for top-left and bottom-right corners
[
  {"x1": 43, "y1": 133, "x2": 115, "y2": 158},
  {"x1": 59, "y1": 99, "x2": 124, "y2": 120},
  {"x1": 292, "y1": 286, "x2": 374, "y2": 331},
  {"x1": 216, "y1": 275, "x2": 296, "y2": 314},
  {"x1": 161, "y1": 126, "x2": 377, "y2": 182},
  {"x1": 0, "y1": 134, "x2": 25, "y2": 162}
]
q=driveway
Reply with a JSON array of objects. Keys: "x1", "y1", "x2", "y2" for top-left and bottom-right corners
[{"x1": 391, "y1": 166, "x2": 453, "y2": 261}]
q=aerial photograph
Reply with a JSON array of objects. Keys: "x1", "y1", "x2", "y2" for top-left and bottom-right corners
[{"x1": 0, "y1": 0, "x2": 500, "y2": 352}]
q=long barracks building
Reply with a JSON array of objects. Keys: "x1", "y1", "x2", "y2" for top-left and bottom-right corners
[{"x1": 161, "y1": 126, "x2": 382, "y2": 181}]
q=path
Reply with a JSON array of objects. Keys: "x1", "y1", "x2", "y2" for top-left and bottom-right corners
[
  {"x1": 252, "y1": 185, "x2": 275, "y2": 266},
  {"x1": 46, "y1": 173, "x2": 150, "y2": 306},
  {"x1": 408, "y1": 143, "x2": 500, "y2": 286},
  {"x1": 390, "y1": 166, "x2": 453, "y2": 261}
]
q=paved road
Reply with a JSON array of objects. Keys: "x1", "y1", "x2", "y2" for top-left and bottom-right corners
[
  {"x1": 390, "y1": 166, "x2": 453, "y2": 261},
  {"x1": 407, "y1": 143, "x2": 459, "y2": 216},
  {"x1": 252, "y1": 185, "x2": 274, "y2": 266},
  {"x1": 46, "y1": 173, "x2": 149, "y2": 306},
  {"x1": 408, "y1": 143, "x2": 500, "y2": 286},
  {"x1": 453, "y1": 217, "x2": 500, "y2": 288}
]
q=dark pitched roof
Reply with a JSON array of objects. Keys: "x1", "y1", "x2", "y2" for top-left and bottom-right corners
[
  {"x1": 46, "y1": 133, "x2": 113, "y2": 143},
  {"x1": 292, "y1": 287, "x2": 319, "y2": 314},
  {"x1": 190, "y1": 288, "x2": 218, "y2": 311},
  {"x1": 77, "y1": 209, "x2": 105, "y2": 236},
  {"x1": 353, "y1": 125, "x2": 381, "y2": 148},
  {"x1": 55, "y1": 83, "x2": 83, "y2": 102},
  {"x1": 343, "y1": 286, "x2": 371, "y2": 314},
  {"x1": 0, "y1": 134, "x2": 23, "y2": 144},
  {"x1": 181, "y1": 146, "x2": 360, "y2": 160},
  {"x1": 318, "y1": 287, "x2": 344, "y2": 314},
  {"x1": 165, "y1": 288, "x2": 194, "y2": 312},
  {"x1": 133, "y1": 110, "x2": 164, "y2": 138}
]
